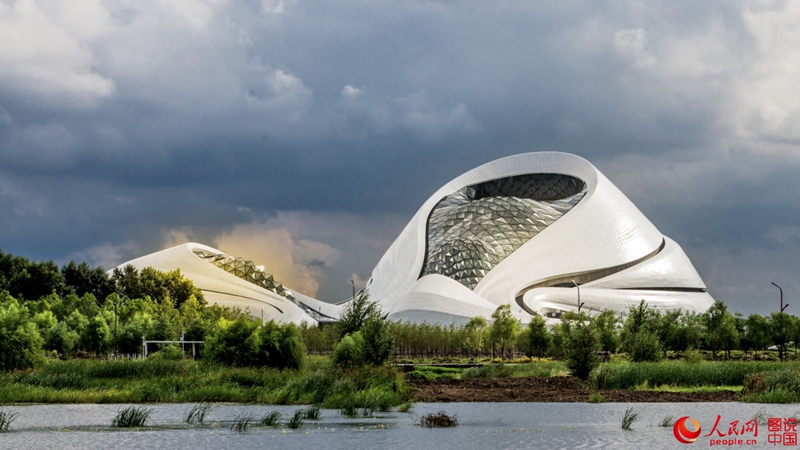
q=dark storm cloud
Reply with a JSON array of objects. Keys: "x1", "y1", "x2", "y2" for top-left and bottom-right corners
[{"x1": 1, "y1": 1, "x2": 799, "y2": 310}]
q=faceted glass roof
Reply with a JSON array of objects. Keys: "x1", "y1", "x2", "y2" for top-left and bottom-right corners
[
  {"x1": 421, "y1": 173, "x2": 586, "y2": 290},
  {"x1": 193, "y1": 249, "x2": 289, "y2": 298}
]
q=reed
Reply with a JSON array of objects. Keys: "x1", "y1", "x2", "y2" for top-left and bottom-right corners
[
  {"x1": 0, "y1": 409, "x2": 18, "y2": 432},
  {"x1": 184, "y1": 403, "x2": 213, "y2": 424},
  {"x1": 302, "y1": 405, "x2": 320, "y2": 420},
  {"x1": 286, "y1": 410, "x2": 305, "y2": 429},
  {"x1": 419, "y1": 411, "x2": 459, "y2": 427},
  {"x1": 397, "y1": 402, "x2": 414, "y2": 413},
  {"x1": 659, "y1": 415, "x2": 675, "y2": 427},
  {"x1": 111, "y1": 405, "x2": 152, "y2": 427},
  {"x1": 593, "y1": 361, "x2": 800, "y2": 390},
  {"x1": 621, "y1": 407, "x2": 639, "y2": 430},
  {"x1": 261, "y1": 410, "x2": 283, "y2": 426},
  {"x1": 741, "y1": 369, "x2": 800, "y2": 403},
  {"x1": 230, "y1": 414, "x2": 253, "y2": 432}
]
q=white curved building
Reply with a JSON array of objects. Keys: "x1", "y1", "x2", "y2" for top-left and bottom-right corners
[
  {"x1": 116, "y1": 243, "x2": 320, "y2": 325},
  {"x1": 366, "y1": 152, "x2": 715, "y2": 324}
]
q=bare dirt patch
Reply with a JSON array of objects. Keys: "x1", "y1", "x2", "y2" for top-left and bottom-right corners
[{"x1": 410, "y1": 376, "x2": 739, "y2": 403}]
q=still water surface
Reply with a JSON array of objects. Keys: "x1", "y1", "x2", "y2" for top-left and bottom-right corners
[{"x1": 1, "y1": 402, "x2": 798, "y2": 449}]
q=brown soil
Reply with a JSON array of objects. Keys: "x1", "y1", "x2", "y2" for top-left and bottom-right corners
[{"x1": 410, "y1": 376, "x2": 739, "y2": 403}]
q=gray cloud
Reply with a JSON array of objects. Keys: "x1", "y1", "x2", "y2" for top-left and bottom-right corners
[{"x1": 1, "y1": 1, "x2": 799, "y2": 313}]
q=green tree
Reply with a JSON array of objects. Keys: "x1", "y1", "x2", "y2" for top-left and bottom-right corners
[
  {"x1": 81, "y1": 315, "x2": 113, "y2": 355},
  {"x1": 744, "y1": 313, "x2": 770, "y2": 356},
  {"x1": 490, "y1": 304, "x2": 519, "y2": 360},
  {"x1": 620, "y1": 300, "x2": 662, "y2": 362},
  {"x1": 592, "y1": 310, "x2": 619, "y2": 353},
  {"x1": 703, "y1": 300, "x2": 738, "y2": 359},
  {"x1": 463, "y1": 316, "x2": 488, "y2": 358},
  {"x1": 564, "y1": 320, "x2": 600, "y2": 380},
  {"x1": 523, "y1": 315, "x2": 553, "y2": 360},
  {"x1": 0, "y1": 292, "x2": 44, "y2": 370},
  {"x1": 337, "y1": 291, "x2": 380, "y2": 337},
  {"x1": 769, "y1": 312, "x2": 793, "y2": 362}
]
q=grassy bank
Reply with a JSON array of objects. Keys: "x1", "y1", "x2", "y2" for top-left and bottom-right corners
[
  {"x1": 592, "y1": 361, "x2": 800, "y2": 390},
  {"x1": 407, "y1": 360, "x2": 567, "y2": 380},
  {"x1": 0, "y1": 356, "x2": 410, "y2": 409}
]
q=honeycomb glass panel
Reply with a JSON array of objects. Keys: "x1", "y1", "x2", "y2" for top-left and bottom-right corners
[
  {"x1": 193, "y1": 249, "x2": 290, "y2": 298},
  {"x1": 421, "y1": 173, "x2": 586, "y2": 289}
]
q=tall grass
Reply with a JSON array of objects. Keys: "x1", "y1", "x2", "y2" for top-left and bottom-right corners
[
  {"x1": 261, "y1": 410, "x2": 283, "y2": 426},
  {"x1": 742, "y1": 369, "x2": 800, "y2": 403},
  {"x1": 286, "y1": 410, "x2": 305, "y2": 429},
  {"x1": 461, "y1": 361, "x2": 566, "y2": 379},
  {"x1": 621, "y1": 407, "x2": 639, "y2": 430},
  {"x1": 0, "y1": 357, "x2": 411, "y2": 407},
  {"x1": 0, "y1": 409, "x2": 17, "y2": 432},
  {"x1": 111, "y1": 406, "x2": 152, "y2": 427},
  {"x1": 230, "y1": 414, "x2": 253, "y2": 432},
  {"x1": 301, "y1": 405, "x2": 320, "y2": 420},
  {"x1": 592, "y1": 361, "x2": 800, "y2": 389},
  {"x1": 184, "y1": 403, "x2": 213, "y2": 424}
]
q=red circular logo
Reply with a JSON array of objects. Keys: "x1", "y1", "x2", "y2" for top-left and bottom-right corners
[{"x1": 674, "y1": 416, "x2": 702, "y2": 444}]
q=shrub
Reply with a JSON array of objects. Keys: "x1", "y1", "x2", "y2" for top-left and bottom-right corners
[
  {"x1": 0, "y1": 295, "x2": 44, "y2": 371},
  {"x1": 332, "y1": 333, "x2": 365, "y2": 368},
  {"x1": 564, "y1": 321, "x2": 600, "y2": 380}
]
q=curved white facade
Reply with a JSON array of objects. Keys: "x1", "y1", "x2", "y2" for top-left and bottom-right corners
[
  {"x1": 367, "y1": 152, "x2": 714, "y2": 324},
  {"x1": 117, "y1": 243, "x2": 317, "y2": 325}
]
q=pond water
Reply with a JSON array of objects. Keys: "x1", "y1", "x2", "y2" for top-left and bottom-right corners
[{"x1": 1, "y1": 402, "x2": 798, "y2": 449}]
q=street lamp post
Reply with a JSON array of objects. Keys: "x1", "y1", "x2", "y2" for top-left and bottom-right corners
[
  {"x1": 351, "y1": 279, "x2": 356, "y2": 299},
  {"x1": 571, "y1": 280, "x2": 584, "y2": 315},
  {"x1": 772, "y1": 282, "x2": 788, "y2": 312}
]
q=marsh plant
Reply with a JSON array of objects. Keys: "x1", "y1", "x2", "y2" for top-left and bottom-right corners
[
  {"x1": 261, "y1": 410, "x2": 283, "y2": 427},
  {"x1": 621, "y1": 407, "x2": 640, "y2": 430},
  {"x1": 230, "y1": 414, "x2": 254, "y2": 432},
  {"x1": 302, "y1": 405, "x2": 320, "y2": 420},
  {"x1": 184, "y1": 403, "x2": 213, "y2": 424},
  {"x1": 0, "y1": 409, "x2": 18, "y2": 432},
  {"x1": 419, "y1": 411, "x2": 459, "y2": 428},
  {"x1": 287, "y1": 410, "x2": 305, "y2": 429},
  {"x1": 111, "y1": 406, "x2": 152, "y2": 428},
  {"x1": 659, "y1": 415, "x2": 675, "y2": 427},
  {"x1": 397, "y1": 402, "x2": 414, "y2": 413},
  {"x1": 587, "y1": 393, "x2": 606, "y2": 403}
]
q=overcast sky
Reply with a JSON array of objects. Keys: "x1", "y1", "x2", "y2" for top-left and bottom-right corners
[{"x1": 2, "y1": 0, "x2": 799, "y2": 315}]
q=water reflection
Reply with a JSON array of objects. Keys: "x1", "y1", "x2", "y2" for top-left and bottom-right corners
[{"x1": 2, "y1": 402, "x2": 798, "y2": 449}]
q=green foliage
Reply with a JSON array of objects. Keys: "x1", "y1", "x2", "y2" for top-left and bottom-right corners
[
  {"x1": 337, "y1": 291, "x2": 379, "y2": 337},
  {"x1": 0, "y1": 294, "x2": 44, "y2": 370},
  {"x1": 111, "y1": 405, "x2": 152, "y2": 427},
  {"x1": 150, "y1": 344, "x2": 184, "y2": 361},
  {"x1": 490, "y1": 304, "x2": 520, "y2": 360},
  {"x1": 592, "y1": 361, "x2": 800, "y2": 389},
  {"x1": 769, "y1": 312, "x2": 794, "y2": 362},
  {"x1": 587, "y1": 393, "x2": 606, "y2": 403},
  {"x1": 332, "y1": 291, "x2": 393, "y2": 367},
  {"x1": 742, "y1": 369, "x2": 800, "y2": 403},
  {"x1": 620, "y1": 300, "x2": 662, "y2": 362},
  {"x1": 564, "y1": 320, "x2": 600, "y2": 380},
  {"x1": 522, "y1": 315, "x2": 553, "y2": 359},
  {"x1": 332, "y1": 332, "x2": 365, "y2": 368},
  {"x1": 592, "y1": 310, "x2": 619, "y2": 353},
  {"x1": 463, "y1": 316, "x2": 488, "y2": 357},
  {"x1": 81, "y1": 315, "x2": 112, "y2": 355},
  {"x1": 703, "y1": 300, "x2": 739, "y2": 359},
  {"x1": 203, "y1": 317, "x2": 307, "y2": 369},
  {"x1": 621, "y1": 407, "x2": 639, "y2": 430}
]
